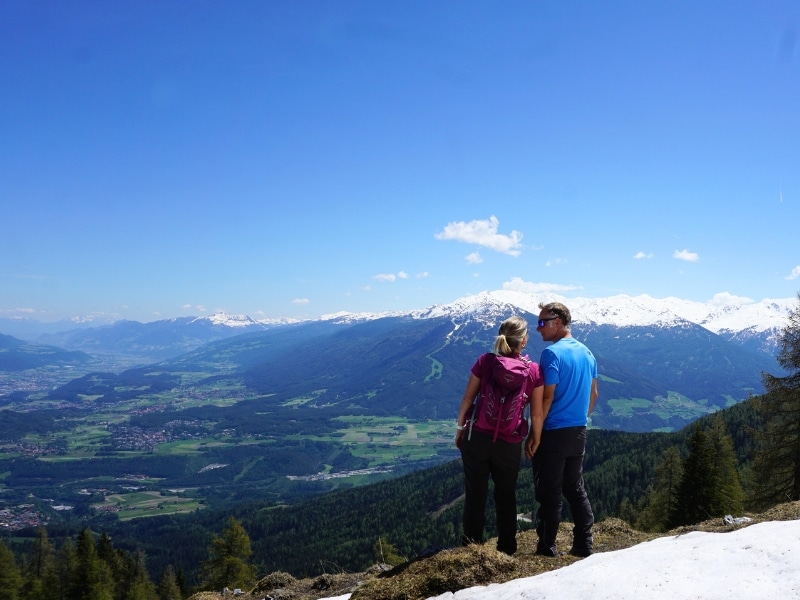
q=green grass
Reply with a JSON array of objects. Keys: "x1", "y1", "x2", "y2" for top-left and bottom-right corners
[
  {"x1": 93, "y1": 490, "x2": 204, "y2": 521},
  {"x1": 424, "y1": 357, "x2": 444, "y2": 382},
  {"x1": 604, "y1": 391, "x2": 719, "y2": 423},
  {"x1": 284, "y1": 416, "x2": 456, "y2": 467},
  {"x1": 607, "y1": 397, "x2": 652, "y2": 417}
]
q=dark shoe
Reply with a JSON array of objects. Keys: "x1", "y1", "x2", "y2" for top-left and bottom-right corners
[
  {"x1": 568, "y1": 546, "x2": 593, "y2": 557},
  {"x1": 535, "y1": 544, "x2": 558, "y2": 557}
]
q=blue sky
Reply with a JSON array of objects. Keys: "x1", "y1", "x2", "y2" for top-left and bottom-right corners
[{"x1": 2, "y1": 2, "x2": 799, "y2": 323}]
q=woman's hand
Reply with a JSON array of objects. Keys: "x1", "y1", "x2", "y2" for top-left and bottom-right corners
[
  {"x1": 455, "y1": 428, "x2": 464, "y2": 449},
  {"x1": 525, "y1": 435, "x2": 538, "y2": 459}
]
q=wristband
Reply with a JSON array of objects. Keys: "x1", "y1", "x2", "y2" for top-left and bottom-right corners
[{"x1": 456, "y1": 424, "x2": 467, "y2": 431}]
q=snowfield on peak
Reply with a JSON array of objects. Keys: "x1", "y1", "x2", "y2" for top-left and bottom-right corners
[
  {"x1": 410, "y1": 290, "x2": 794, "y2": 335},
  {"x1": 180, "y1": 291, "x2": 793, "y2": 338},
  {"x1": 194, "y1": 312, "x2": 261, "y2": 327}
]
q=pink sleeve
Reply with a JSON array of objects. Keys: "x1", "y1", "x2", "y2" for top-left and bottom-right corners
[{"x1": 471, "y1": 353, "x2": 492, "y2": 379}]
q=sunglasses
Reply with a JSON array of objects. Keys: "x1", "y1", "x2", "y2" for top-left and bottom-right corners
[{"x1": 537, "y1": 317, "x2": 558, "y2": 328}]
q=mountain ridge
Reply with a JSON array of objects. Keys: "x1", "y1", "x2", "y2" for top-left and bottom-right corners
[
  {"x1": 1, "y1": 291, "x2": 791, "y2": 389},
  {"x1": 3, "y1": 290, "x2": 793, "y2": 337}
]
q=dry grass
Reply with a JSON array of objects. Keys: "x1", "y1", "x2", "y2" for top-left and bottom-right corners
[{"x1": 188, "y1": 501, "x2": 800, "y2": 600}]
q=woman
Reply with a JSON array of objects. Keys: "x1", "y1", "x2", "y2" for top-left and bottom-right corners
[{"x1": 455, "y1": 315, "x2": 544, "y2": 556}]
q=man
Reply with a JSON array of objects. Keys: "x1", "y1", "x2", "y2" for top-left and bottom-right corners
[{"x1": 525, "y1": 301, "x2": 598, "y2": 557}]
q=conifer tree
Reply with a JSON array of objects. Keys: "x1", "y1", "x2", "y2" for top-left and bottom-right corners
[
  {"x1": 123, "y1": 550, "x2": 158, "y2": 600},
  {"x1": 635, "y1": 445, "x2": 683, "y2": 532},
  {"x1": 704, "y1": 415, "x2": 745, "y2": 516},
  {"x1": 97, "y1": 531, "x2": 126, "y2": 595},
  {"x1": 22, "y1": 526, "x2": 59, "y2": 600},
  {"x1": 57, "y1": 538, "x2": 80, "y2": 600},
  {"x1": 0, "y1": 538, "x2": 23, "y2": 600},
  {"x1": 752, "y1": 291, "x2": 800, "y2": 508},
  {"x1": 157, "y1": 565, "x2": 183, "y2": 600},
  {"x1": 200, "y1": 516, "x2": 258, "y2": 592},
  {"x1": 76, "y1": 528, "x2": 115, "y2": 600},
  {"x1": 670, "y1": 417, "x2": 745, "y2": 527},
  {"x1": 671, "y1": 425, "x2": 714, "y2": 527},
  {"x1": 27, "y1": 526, "x2": 55, "y2": 580},
  {"x1": 175, "y1": 568, "x2": 188, "y2": 599}
]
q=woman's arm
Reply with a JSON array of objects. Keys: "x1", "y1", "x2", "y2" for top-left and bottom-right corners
[
  {"x1": 524, "y1": 384, "x2": 545, "y2": 459},
  {"x1": 455, "y1": 373, "x2": 481, "y2": 449}
]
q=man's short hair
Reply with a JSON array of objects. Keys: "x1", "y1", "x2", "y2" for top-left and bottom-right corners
[{"x1": 538, "y1": 301, "x2": 572, "y2": 328}]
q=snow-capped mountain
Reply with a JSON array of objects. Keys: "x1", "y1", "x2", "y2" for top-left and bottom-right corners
[
  {"x1": 412, "y1": 291, "x2": 793, "y2": 355},
  {"x1": 318, "y1": 290, "x2": 793, "y2": 355},
  {"x1": 193, "y1": 312, "x2": 262, "y2": 328},
  {"x1": 3, "y1": 291, "x2": 794, "y2": 362},
  {"x1": 408, "y1": 290, "x2": 793, "y2": 333}
]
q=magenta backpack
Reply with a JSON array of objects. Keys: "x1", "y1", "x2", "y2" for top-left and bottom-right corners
[{"x1": 469, "y1": 354, "x2": 532, "y2": 442}]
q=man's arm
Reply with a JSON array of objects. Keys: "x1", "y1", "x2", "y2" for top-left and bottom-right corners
[
  {"x1": 541, "y1": 383, "x2": 556, "y2": 421},
  {"x1": 588, "y1": 378, "x2": 598, "y2": 417},
  {"x1": 526, "y1": 383, "x2": 555, "y2": 458}
]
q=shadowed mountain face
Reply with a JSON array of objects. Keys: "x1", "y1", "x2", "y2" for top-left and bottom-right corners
[
  {"x1": 0, "y1": 333, "x2": 91, "y2": 371},
  {"x1": 35, "y1": 316, "x2": 271, "y2": 361}
]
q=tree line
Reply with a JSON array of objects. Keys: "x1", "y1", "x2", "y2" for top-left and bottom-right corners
[{"x1": 0, "y1": 516, "x2": 261, "y2": 600}]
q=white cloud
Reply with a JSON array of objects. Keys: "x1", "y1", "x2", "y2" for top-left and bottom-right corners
[
  {"x1": 633, "y1": 251, "x2": 653, "y2": 259},
  {"x1": 673, "y1": 249, "x2": 699, "y2": 262},
  {"x1": 434, "y1": 215, "x2": 523, "y2": 256},
  {"x1": 181, "y1": 304, "x2": 207, "y2": 312},
  {"x1": 373, "y1": 271, "x2": 409, "y2": 283},
  {"x1": 0, "y1": 307, "x2": 37, "y2": 315},
  {"x1": 545, "y1": 258, "x2": 567, "y2": 267},
  {"x1": 785, "y1": 265, "x2": 800, "y2": 280},
  {"x1": 292, "y1": 298, "x2": 310, "y2": 305},
  {"x1": 502, "y1": 277, "x2": 581, "y2": 294},
  {"x1": 466, "y1": 252, "x2": 483, "y2": 264},
  {"x1": 709, "y1": 292, "x2": 753, "y2": 306},
  {"x1": 416, "y1": 271, "x2": 429, "y2": 279}
]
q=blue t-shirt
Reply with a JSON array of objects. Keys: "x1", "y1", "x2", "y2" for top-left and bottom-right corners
[{"x1": 540, "y1": 337, "x2": 597, "y2": 430}]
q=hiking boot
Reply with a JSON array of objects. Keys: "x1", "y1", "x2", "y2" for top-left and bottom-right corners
[
  {"x1": 568, "y1": 546, "x2": 593, "y2": 557},
  {"x1": 535, "y1": 543, "x2": 558, "y2": 557}
]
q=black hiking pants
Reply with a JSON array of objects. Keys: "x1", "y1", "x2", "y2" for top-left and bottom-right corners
[
  {"x1": 533, "y1": 426, "x2": 594, "y2": 554},
  {"x1": 460, "y1": 430, "x2": 522, "y2": 555}
]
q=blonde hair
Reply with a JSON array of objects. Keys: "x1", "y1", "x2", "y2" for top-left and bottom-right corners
[{"x1": 492, "y1": 315, "x2": 528, "y2": 356}]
